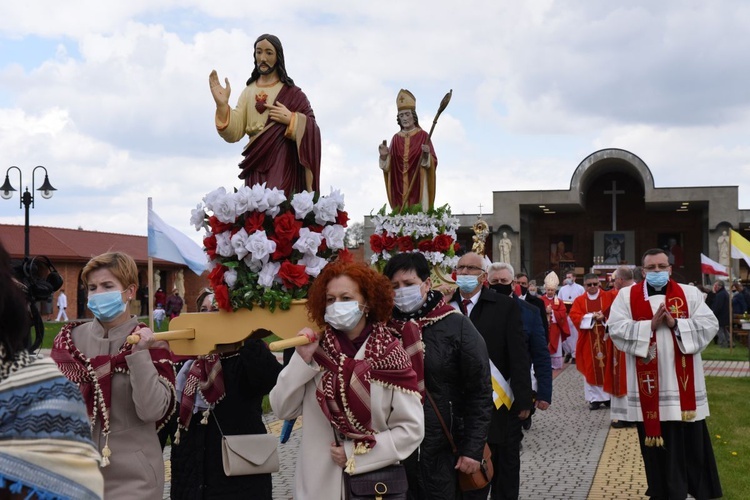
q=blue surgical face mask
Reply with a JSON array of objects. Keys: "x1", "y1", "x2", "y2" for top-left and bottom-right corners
[
  {"x1": 645, "y1": 271, "x2": 670, "y2": 288},
  {"x1": 456, "y1": 275, "x2": 480, "y2": 293},
  {"x1": 87, "y1": 290, "x2": 127, "y2": 322}
]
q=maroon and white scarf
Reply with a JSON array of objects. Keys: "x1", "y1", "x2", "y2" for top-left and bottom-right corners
[
  {"x1": 313, "y1": 322, "x2": 418, "y2": 472},
  {"x1": 51, "y1": 322, "x2": 176, "y2": 465},
  {"x1": 629, "y1": 280, "x2": 696, "y2": 447},
  {"x1": 176, "y1": 354, "x2": 226, "y2": 441},
  {"x1": 388, "y1": 291, "x2": 458, "y2": 399}
]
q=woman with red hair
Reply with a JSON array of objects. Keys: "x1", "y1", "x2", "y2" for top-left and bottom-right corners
[{"x1": 270, "y1": 259, "x2": 424, "y2": 499}]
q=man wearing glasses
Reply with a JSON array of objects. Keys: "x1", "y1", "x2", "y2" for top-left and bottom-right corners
[
  {"x1": 449, "y1": 252, "x2": 531, "y2": 500},
  {"x1": 607, "y1": 249, "x2": 722, "y2": 499},
  {"x1": 569, "y1": 274, "x2": 614, "y2": 410}
]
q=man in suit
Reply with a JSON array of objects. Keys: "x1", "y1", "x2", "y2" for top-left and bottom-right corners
[
  {"x1": 490, "y1": 263, "x2": 552, "y2": 432},
  {"x1": 450, "y1": 252, "x2": 531, "y2": 500},
  {"x1": 515, "y1": 272, "x2": 550, "y2": 340}
]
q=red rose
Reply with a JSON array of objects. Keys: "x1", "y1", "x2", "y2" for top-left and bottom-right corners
[
  {"x1": 370, "y1": 234, "x2": 384, "y2": 253},
  {"x1": 208, "y1": 264, "x2": 227, "y2": 289},
  {"x1": 453, "y1": 242, "x2": 461, "y2": 253},
  {"x1": 383, "y1": 235, "x2": 397, "y2": 251},
  {"x1": 204, "y1": 234, "x2": 218, "y2": 260},
  {"x1": 278, "y1": 261, "x2": 310, "y2": 289},
  {"x1": 270, "y1": 236, "x2": 294, "y2": 260},
  {"x1": 397, "y1": 236, "x2": 415, "y2": 252},
  {"x1": 244, "y1": 211, "x2": 266, "y2": 234},
  {"x1": 433, "y1": 234, "x2": 453, "y2": 252},
  {"x1": 417, "y1": 239, "x2": 435, "y2": 252},
  {"x1": 209, "y1": 215, "x2": 234, "y2": 235},
  {"x1": 336, "y1": 210, "x2": 349, "y2": 227},
  {"x1": 213, "y1": 284, "x2": 231, "y2": 311},
  {"x1": 307, "y1": 224, "x2": 324, "y2": 233},
  {"x1": 273, "y1": 211, "x2": 302, "y2": 242},
  {"x1": 337, "y1": 248, "x2": 353, "y2": 263}
]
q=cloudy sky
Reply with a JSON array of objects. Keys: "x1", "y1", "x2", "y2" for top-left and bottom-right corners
[{"x1": 2, "y1": 1, "x2": 749, "y2": 246}]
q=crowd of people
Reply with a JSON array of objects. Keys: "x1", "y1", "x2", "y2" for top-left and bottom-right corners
[{"x1": 1, "y1": 240, "x2": 729, "y2": 499}]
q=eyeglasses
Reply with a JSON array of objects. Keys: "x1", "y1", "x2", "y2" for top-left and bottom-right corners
[
  {"x1": 585, "y1": 282, "x2": 599, "y2": 287},
  {"x1": 455, "y1": 265, "x2": 485, "y2": 274},
  {"x1": 643, "y1": 264, "x2": 671, "y2": 271}
]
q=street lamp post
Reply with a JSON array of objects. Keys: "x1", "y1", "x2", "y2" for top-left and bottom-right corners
[{"x1": 1, "y1": 165, "x2": 57, "y2": 259}]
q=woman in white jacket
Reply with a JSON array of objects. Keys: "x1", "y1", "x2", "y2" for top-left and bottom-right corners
[{"x1": 270, "y1": 259, "x2": 424, "y2": 499}]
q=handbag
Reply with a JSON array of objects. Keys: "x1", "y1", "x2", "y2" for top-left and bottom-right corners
[
  {"x1": 344, "y1": 463, "x2": 408, "y2": 500},
  {"x1": 425, "y1": 390, "x2": 493, "y2": 492},
  {"x1": 213, "y1": 410, "x2": 280, "y2": 476}
]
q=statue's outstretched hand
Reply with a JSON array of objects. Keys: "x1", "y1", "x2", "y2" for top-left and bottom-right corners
[{"x1": 209, "y1": 70, "x2": 231, "y2": 108}]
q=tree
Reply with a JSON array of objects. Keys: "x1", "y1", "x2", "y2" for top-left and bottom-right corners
[{"x1": 345, "y1": 222, "x2": 364, "y2": 248}]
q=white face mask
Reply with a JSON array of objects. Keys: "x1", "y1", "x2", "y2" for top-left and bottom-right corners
[
  {"x1": 324, "y1": 301, "x2": 364, "y2": 332},
  {"x1": 394, "y1": 284, "x2": 425, "y2": 313}
]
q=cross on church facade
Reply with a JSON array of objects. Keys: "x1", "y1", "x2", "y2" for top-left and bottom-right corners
[
  {"x1": 478, "y1": 203, "x2": 483, "y2": 218},
  {"x1": 603, "y1": 180, "x2": 625, "y2": 231}
]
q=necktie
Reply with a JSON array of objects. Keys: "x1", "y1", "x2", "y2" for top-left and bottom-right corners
[{"x1": 462, "y1": 299, "x2": 472, "y2": 315}]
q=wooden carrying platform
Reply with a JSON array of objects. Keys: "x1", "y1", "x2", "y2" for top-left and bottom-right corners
[{"x1": 155, "y1": 301, "x2": 316, "y2": 355}]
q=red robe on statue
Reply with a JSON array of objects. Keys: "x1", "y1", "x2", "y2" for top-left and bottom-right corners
[
  {"x1": 383, "y1": 128, "x2": 437, "y2": 211},
  {"x1": 541, "y1": 294, "x2": 570, "y2": 354},
  {"x1": 220, "y1": 82, "x2": 321, "y2": 198},
  {"x1": 569, "y1": 291, "x2": 614, "y2": 387}
]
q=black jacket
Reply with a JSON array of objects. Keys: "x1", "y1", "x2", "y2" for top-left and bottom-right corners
[
  {"x1": 452, "y1": 288, "x2": 532, "y2": 443},
  {"x1": 396, "y1": 294, "x2": 492, "y2": 500},
  {"x1": 523, "y1": 293, "x2": 550, "y2": 341},
  {"x1": 170, "y1": 340, "x2": 282, "y2": 499}
]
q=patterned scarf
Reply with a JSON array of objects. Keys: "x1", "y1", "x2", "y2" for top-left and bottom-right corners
[
  {"x1": 313, "y1": 322, "x2": 418, "y2": 473},
  {"x1": 388, "y1": 290, "x2": 458, "y2": 398},
  {"x1": 629, "y1": 280, "x2": 696, "y2": 447},
  {"x1": 176, "y1": 354, "x2": 225, "y2": 442},
  {"x1": 51, "y1": 322, "x2": 176, "y2": 465}
]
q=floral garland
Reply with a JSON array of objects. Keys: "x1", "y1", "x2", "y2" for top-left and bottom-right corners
[
  {"x1": 191, "y1": 183, "x2": 349, "y2": 311},
  {"x1": 369, "y1": 204, "x2": 460, "y2": 272}
]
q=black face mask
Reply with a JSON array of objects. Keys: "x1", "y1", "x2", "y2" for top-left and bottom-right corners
[
  {"x1": 519, "y1": 286, "x2": 528, "y2": 296},
  {"x1": 490, "y1": 283, "x2": 513, "y2": 296}
]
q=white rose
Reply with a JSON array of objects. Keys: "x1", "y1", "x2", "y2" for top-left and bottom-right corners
[
  {"x1": 224, "y1": 268, "x2": 238, "y2": 289},
  {"x1": 322, "y1": 224, "x2": 346, "y2": 250},
  {"x1": 245, "y1": 230, "x2": 276, "y2": 264},
  {"x1": 313, "y1": 197, "x2": 338, "y2": 225},
  {"x1": 292, "y1": 228, "x2": 323, "y2": 255},
  {"x1": 215, "y1": 231, "x2": 234, "y2": 257},
  {"x1": 265, "y1": 187, "x2": 287, "y2": 218},
  {"x1": 291, "y1": 190, "x2": 315, "y2": 219},
  {"x1": 203, "y1": 187, "x2": 227, "y2": 213},
  {"x1": 300, "y1": 254, "x2": 328, "y2": 277},
  {"x1": 230, "y1": 228, "x2": 250, "y2": 261},
  {"x1": 258, "y1": 261, "x2": 281, "y2": 288},
  {"x1": 326, "y1": 188, "x2": 345, "y2": 210},
  {"x1": 242, "y1": 255, "x2": 263, "y2": 273},
  {"x1": 190, "y1": 203, "x2": 205, "y2": 231},
  {"x1": 234, "y1": 185, "x2": 255, "y2": 214},
  {"x1": 212, "y1": 192, "x2": 237, "y2": 224},
  {"x1": 249, "y1": 183, "x2": 270, "y2": 213}
]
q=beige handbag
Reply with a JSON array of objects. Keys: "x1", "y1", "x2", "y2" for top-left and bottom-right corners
[{"x1": 214, "y1": 411, "x2": 280, "y2": 476}]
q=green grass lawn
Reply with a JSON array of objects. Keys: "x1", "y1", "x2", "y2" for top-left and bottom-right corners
[
  {"x1": 701, "y1": 342, "x2": 750, "y2": 362},
  {"x1": 706, "y1": 376, "x2": 750, "y2": 499}
]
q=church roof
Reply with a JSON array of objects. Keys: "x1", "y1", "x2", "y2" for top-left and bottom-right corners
[{"x1": 0, "y1": 223, "x2": 182, "y2": 266}]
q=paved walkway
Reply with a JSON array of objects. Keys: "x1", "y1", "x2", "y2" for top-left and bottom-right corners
[{"x1": 155, "y1": 358, "x2": 747, "y2": 499}]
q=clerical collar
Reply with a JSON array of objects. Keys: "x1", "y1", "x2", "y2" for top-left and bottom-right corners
[{"x1": 646, "y1": 283, "x2": 667, "y2": 296}]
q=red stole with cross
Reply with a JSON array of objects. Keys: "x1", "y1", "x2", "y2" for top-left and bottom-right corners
[{"x1": 629, "y1": 280, "x2": 696, "y2": 447}]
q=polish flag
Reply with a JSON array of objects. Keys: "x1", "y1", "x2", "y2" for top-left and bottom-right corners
[{"x1": 700, "y1": 253, "x2": 728, "y2": 276}]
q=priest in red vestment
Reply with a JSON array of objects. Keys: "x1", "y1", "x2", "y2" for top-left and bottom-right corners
[
  {"x1": 378, "y1": 89, "x2": 437, "y2": 213},
  {"x1": 210, "y1": 34, "x2": 321, "y2": 197},
  {"x1": 604, "y1": 266, "x2": 634, "y2": 428},
  {"x1": 540, "y1": 271, "x2": 570, "y2": 370},
  {"x1": 569, "y1": 273, "x2": 614, "y2": 410}
]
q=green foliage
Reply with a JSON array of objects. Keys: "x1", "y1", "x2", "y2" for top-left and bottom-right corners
[{"x1": 705, "y1": 377, "x2": 750, "y2": 498}]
